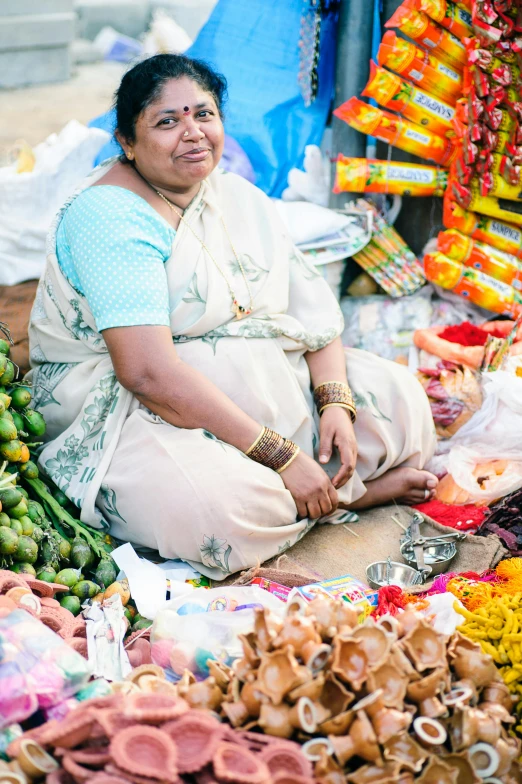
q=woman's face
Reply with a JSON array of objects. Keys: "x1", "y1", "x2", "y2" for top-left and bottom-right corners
[{"x1": 120, "y1": 76, "x2": 225, "y2": 193}]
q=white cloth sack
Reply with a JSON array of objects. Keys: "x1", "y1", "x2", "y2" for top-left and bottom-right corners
[{"x1": 0, "y1": 121, "x2": 110, "y2": 285}]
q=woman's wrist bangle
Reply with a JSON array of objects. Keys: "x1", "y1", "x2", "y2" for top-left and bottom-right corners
[
  {"x1": 314, "y1": 381, "x2": 357, "y2": 423},
  {"x1": 245, "y1": 426, "x2": 300, "y2": 472},
  {"x1": 319, "y1": 402, "x2": 357, "y2": 423}
]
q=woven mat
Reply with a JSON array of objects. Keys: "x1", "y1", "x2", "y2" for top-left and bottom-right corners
[{"x1": 242, "y1": 505, "x2": 506, "y2": 588}]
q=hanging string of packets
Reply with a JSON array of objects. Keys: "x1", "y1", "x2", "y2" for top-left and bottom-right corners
[{"x1": 350, "y1": 200, "x2": 426, "y2": 298}]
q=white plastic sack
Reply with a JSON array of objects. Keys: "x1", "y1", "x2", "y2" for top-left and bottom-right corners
[
  {"x1": 282, "y1": 145, "x2": 331, "y2": 206},
  {"x1": 273, "y1": 199, "x2": 360, "y2": 247},
  {"x1": 142, "y1": 10, "x2": 193, "y2": 55},
  {"x1": 430, "y1": 371, "x2": 522, "y2": 502},
  {"x1": 0, "y1": 120, "x2": 110, "y2": 286}
]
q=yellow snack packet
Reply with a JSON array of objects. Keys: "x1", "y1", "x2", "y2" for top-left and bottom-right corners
[
  {"x1": 334, "y1": 156, "x2": 448, "y2": 197},
  {"x1": 415, "y1": 0, "x2": 472, "y2": 40},
  {"x1": 443, "y1": 194, "x2": 522, "y2": 259},
  {"x1": 362, "y1": 61, "x2": 455, "y2": 138}
]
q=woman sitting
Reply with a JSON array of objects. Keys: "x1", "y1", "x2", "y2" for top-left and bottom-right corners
[{"x1": 29, "y1": 54, "x2": 437, "y2": 579}]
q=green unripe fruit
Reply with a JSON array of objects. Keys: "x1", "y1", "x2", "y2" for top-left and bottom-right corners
[
  {"x1": 0, "y1": 340, "x2": 10, "y2": 356},
  {"x1": 10, "y1": 387, "x2": 31, "y2": 410},
  {"x1": 10, "y1": 562, "x2": 36, "y2": 576},
  {"x1": 71, "y1": 580, "x2": 100, "y2": 600},
  {"x1": 1, "y1": 361, "x2": 16, "y2": 386},
  {"x1": 0, "y1": 526, "x2": 18, "y2": 555},
  {"x1": 19, "y1": 516, "x2": 35, "y2": 536},
  {"x1": 31, "y1": 526, "x2": 43, "y2": 544},
  {"x1": 9, "y1": 499, "x2": 28, "y2": 519},
  {"x1": 9, "y1": 519, "x2": 23, "y2": 535},
  {"x1": 22, "y1": 409, "x2": 46, "y2": 437},
  {"x1": 60, "y1": 595, "x2": 81, "y2": 615},
  {"x1": 55, "y1": 568, "x2": 82, "y2": 588},
  {"x1": 0, "y1": 418, "x2": 18, "y2": 442},
  {"x1": 13, "y1": 535, "x2": 38, "y2": 564},
  {"x1": 36, "y1": 566, "x2": 57, "y2": 582},
  {"x1": 0, "y1": 488, "x2": 21, "y2": 509},
  {"x1": 19, "y1": 461, "x2": 39, "y2": 480},
  {"x1": 0, "y1": 512, "x2": 10, "y2": 527}
]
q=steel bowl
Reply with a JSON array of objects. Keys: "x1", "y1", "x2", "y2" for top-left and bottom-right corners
[
  {"x1": 400, "y1": 540, "x2": 457, "y2": 577},
  {"x1": 366, "y1": 561, "x2": 424, "y2": 590}
]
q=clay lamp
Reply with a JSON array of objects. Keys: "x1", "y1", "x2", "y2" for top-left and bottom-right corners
[
  {"x1": 0, "y1": 775, "x2": 27, "y2": 784},
  {"x1": 318, "y1": 710, "x2": 354, "y2": 738},
  {"x1": 109, "y1": 725, "x2": 178, "y2": 783},
  {"x1": 258, "y1": 698, "x2": 317, "y2": 738},
  {"x1": 478, "y1": 701, "x2": 515, "y2": 725},
  {"x1": 305, "y1": 596, "x2": 339, "y2": 639},
  {"x1": 16, "y1": 740, "x2": 59, "y2": 779},
  {"x1": 331, "y1": 635, "x2": 370, "y2": 692},
  {"x1": 352, "y1": 622, "x2": 392, "y2": 669},
  {"x1": 443, "y1": 683, "x2": 475, "y2": 710},
  {"x1": 450, "y1": 639, "x2": 500, "y2": 688},
  {"x1": 5, "y1": 586, "x2": 32, "y2": 604},
  {"x1": 110, "y1": 681, "x2": 139, "y2": 697},
  {"x1": 85, "y1": 776, "x2": 129, "y2": 784},
  {"x1": 450, "y1": 706, "x2": 501, "y2": 751},
  {"x1": 0, "y1": 570, "x2": 29, "y2": 593},
  {"x1": 288, "y1": 672, "x2": 325, "y2": 703},
  {"x1": 467, "y1": 743, "x2": 500, "y2": 779},
  {"x1": 39, "y1": 709, "x2": 96, "y2": 749},
  {"x1": 493, "y1": 735, "x2": 520, "y2": 777},
  {"x1": 222, "y1": 699, "x2": 250, "y2": 728},
  {"x1": 300, "y1": 641, "x2": 332, "y2": 675},
  {"x1": 126, "y1": 664, "x2": 164, "y2": 687},
  {"x1": 401, "y1": 620, "x2": 447, "y2": 672},
  {"x1": 352, "y1": 690, "x2": 412, "y2": 745},
  {"x1": 301, "y1": 738, "x2": 334, "y2": 763},
  {"x1": 38, "y1": 608, "x2": 73, "y2": 639},
  {"x1": 69, "y1": 747, "x2": 112, "y2": 768},
  {"x1": 180, "y1": 677, "x2": 224, "y2": 712},
  {"x1": 481, "y1": 681, "x2": 513, "y2": 709},
  {"x1": 270, "y1": 774, "x2": 313, "y2": 784},
  {"x1": 345, "y1": 761, "x2": 401, "y2": 784},
  {"x1": 273, "y1": 615, "x2": 322, "y2": 660},
  {"x1": 383, "y1": 732, "x2": 428, "y2": 773},
  {"x1": 406, "y1": 669, "x2": 447, "y2": 720},
  {"x1": 389, "y1": 646, "x2": 419, "y2": 680},
  {"x1": 398, "y1": 772, "x2": 414, "y2": 784},
  {"x1": 367, "y1": 662, "x2": 409, "y2": 710},
  {"x1": 126, "y1": 638, "x2": 152, "y2": 669},
  {"x1": 138, "y1": 675, "x2": 179, "y2": 697},
  {"x1": 65, "y1": 637, "x2": 88, "y2": 659},
  {"x1": 62, "y1": 754, "x2": 94, "y2": 783},
  {"x1": 124, "y1": 692, "x2": 189, "y2": 723},
  {"x1": 256, "y1": 647, "x2": 305, "y2": 705},
  {"x1": 319, "y1": 671, "x2": 354, "y2": 719},
  {"x1": 260, "y1": 743, "x2": 313, "y2": 780},
  {"x1": 395, "y1": 610, "x2": 421, "y2": 637},
  {"x1": 213, "y1": 742, "x2": 269, "y2": 784},
  {"x1": 328, "y1": 710, "x2": 383, "y2": 766},
  {"x1": 162, "y1": 712, "x2": 224, "y2": 774},
  {"x1": 376, "y1": 614, "x2": 401, "y2": 640},
  {"x1": 254, "y1": 607, "x2": 276, "y2": 652},
  {"x1": 0, "y1": 595, "x2": 17, "y2": 618},
  {"x1": 412, "y1": 716, "x2": 448, "y2": 748},
  {"x1": 312, "y1": 747, "x2": 345, "y2": 784},
  {"x1": 417, "y1": 756, "x2": 459, "y2": 784},
  {"x1": 442, "y1": 752, "x2": 481, "y2": 784},
  {"x1": 208, "y1": 660, "x2": 233, "y2": 691}
]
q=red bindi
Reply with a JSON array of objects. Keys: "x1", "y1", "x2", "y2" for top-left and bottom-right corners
[{"x1": 183, "y1": 106, "x2": 190, "y2": 114}]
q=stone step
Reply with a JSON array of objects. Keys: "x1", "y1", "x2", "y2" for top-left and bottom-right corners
[
  {"x1": 0, "y1": 0, "x2": 74, "y2": 15},
  {"x1": 0, "y1": 13, "x2": 76, "y2": 52},
  {"x1": 74, "y1": 0, "x2": 150, "y2": 40},
  {"x1": 0, "y1": 46, "x2": 70, "y2": 89}
]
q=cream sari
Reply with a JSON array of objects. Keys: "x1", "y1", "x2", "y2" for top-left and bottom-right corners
[{"x1": 29, "y1": 161, "x2": 436, "y2": 578}]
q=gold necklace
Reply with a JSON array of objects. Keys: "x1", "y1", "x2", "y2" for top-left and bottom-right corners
[{"x1": 154, "y1": 188, "x2": 254, "y2": 320}]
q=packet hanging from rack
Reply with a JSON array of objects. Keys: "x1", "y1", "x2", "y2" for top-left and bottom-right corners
[
  {"x1": 443, "y1": 194, "x2": 522, "y2": 258},
  {"x1": 437, "y1": 228, "x2": 522, "y2": 288},
  {"x1": 362, "y1": 61, "x2": 455, "y2": 138},
  {"x1": 414, "y1": 0, "x2": 472, "y2": 40},
  {"x1": 385, "y1": 0, "x2": 467, "y2": 71},
  {"x1": 450, "y1": 179, "x2": 522, "y2": 226},
  {"x1": 333, "y1": 98, "x2": 458, "y2": 166},
  {"x1": 424, "y1": 250, "x2": 522, "y2": 316},
  {"x1": 334, "y1": 156, "x2": 448, "y2": 197},
  {"x1": 378, "y1": 32, "x2": 463, "y2": 105}
]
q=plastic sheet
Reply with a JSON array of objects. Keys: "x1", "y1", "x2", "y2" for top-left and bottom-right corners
[{"x1": 0, "y1": 609, "x2": 91, "y2": 729}]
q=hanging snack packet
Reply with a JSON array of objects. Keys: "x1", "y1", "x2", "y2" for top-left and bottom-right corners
[
  {"x1": 443, "y1": 194, "x2": 522, "y2": 259},
  {"x1": 385, "y1": 0, "x2": 467, "y2": 71},
  {"x1": 450, "y1": 179, "x2": 522, "y2": 226},
  {"x1": 334, "y1": 156, "x2": 448, "y2": 197},
  {"x1": 378, "y1": 32, "x2": 462, "y2": 106},
  {"x1": 437, "y1": 228, "x2": 522, "y2": 287},
  {"x1": 333, "y1": 98, "x2": 457, "y2": 166},
  {"x1": 415, "y1": 0, "x2": 472, "y2": 41},
  {"x1": 362, "y1": 61, "x2": 455, "y2": 138},
  {"x1": 424, "y1": 251, "x2": 522, "y2": 316}
]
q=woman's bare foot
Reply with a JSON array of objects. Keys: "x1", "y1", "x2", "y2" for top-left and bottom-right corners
[{"x1": 347, "y1": 467, "x2": 438, "y2": 510}]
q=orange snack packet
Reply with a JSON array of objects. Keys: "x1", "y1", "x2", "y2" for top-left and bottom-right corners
[
  {"x1": 423, "y1": 251, "x2": 522, "y2": 316},
  {"x1": 333, "y1": 98, "x2": 457, "y2": 166},
  {"x1": 362, "y1": 61, "x2": 455, "y2": 138},
  {"x1": 443, "y1": 194, "x2": 522, "y2": 259},
  {"x1": 385, "y1": 0, "x2": 467, "y2": 71},
  {"x1": 334, "y1": 156, "x2": 448, "y2": 197},
  {"x1": 378, "y1": 32, "x2": 462, "y2": 106},
  {"x1": 437, "y1": 228, "x2": 522, "y2": 288},
  {"x1": 414, "y1": 0, "x2": 472, "y2": 40}
]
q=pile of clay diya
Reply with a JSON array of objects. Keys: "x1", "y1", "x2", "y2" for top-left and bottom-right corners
[
  {"x1": 0, "y1": 569, "x2": 87, "y2": 654},
  {"x1": 5, "y1": 692, "x2": 317, "y2": 784},
  {"x1": 181, "y1": 596, "x2": 522, "y2": 783}
]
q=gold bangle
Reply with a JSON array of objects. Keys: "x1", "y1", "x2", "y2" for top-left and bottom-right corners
[
  {"x1": 276, "y1": 446, "x2": 301, "y2": 473},
  {"x1": 313, "y1": 379, "x2": 350, "y2": 391},
  {"x1": 245, "y1": 426, "x2": 266, "y2": 456},
  {"x1": 319, "y1": 403, "x2": 357, "y2": 423}
]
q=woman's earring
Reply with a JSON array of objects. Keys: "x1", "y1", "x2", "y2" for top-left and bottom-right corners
[{"x1": 127, "y1": 152, "x2": 133, "y2": 160}]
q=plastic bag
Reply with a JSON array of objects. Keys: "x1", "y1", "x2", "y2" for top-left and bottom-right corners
[
  {"x1": 417, "y1": 361, "x2": 483, "y2": 437},
  {"x1": 150, "y1": 586, "x2": 284, "y2": 679},
  {"x1": 0, "y1": 609, "x2": 92, "y2": 729},
  {"x1": 0, "y1": 121, "x2": 110, "y2": 286},
  {"x1": 444, "y1": 449, "x2": 522, "y2": 504}
]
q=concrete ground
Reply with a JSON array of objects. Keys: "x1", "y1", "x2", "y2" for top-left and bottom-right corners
[{"x1": 0, "y1": 61, "x2": 126, "y2": 151}]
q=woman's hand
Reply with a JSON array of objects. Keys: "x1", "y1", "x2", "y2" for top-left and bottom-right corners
[
  {"x1": 318, "y1": 406, "x2": 358, "y2": 489},
  {"x1": 280, "y1": 451, "x2": 338, "y2": 520}
]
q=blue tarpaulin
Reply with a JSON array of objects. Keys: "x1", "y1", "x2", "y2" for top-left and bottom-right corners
[{"x1": 91, "y1": 0, "x2": 338, "y2": 197}]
